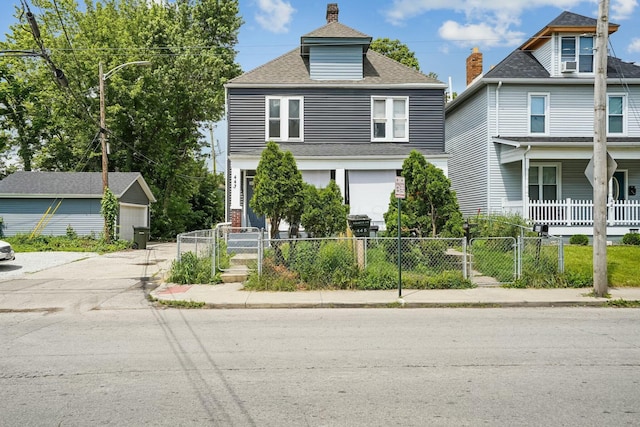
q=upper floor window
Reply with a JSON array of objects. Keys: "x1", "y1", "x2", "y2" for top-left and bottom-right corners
[
  {"x1": 529, "y1": 93, "x2": 549, "y2": 134},
  {"x1": 560, "y1": 36, "x2": 593, "y2": 73},
  {"x1": 608, "y1": 94, "x2": 626, "y2": 135},
  {"x1": 266, "y1": 96, "x2": 303, "y2": 141},
  {"x1": 372, "y1": 97, "x2": 409, "y2": 142}
]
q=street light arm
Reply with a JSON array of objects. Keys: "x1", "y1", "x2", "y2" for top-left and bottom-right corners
[{"x1": 102, "y1": 61, "x2": 152, "y2": 81}]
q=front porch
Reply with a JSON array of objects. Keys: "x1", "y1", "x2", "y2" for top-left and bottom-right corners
[{"x1": 502, "y1": 198, "x2": 640, "y2": 236}]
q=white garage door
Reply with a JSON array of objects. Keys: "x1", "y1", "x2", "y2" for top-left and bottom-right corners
[
  {"x1": 348, "y1": 170, "x2": 396, "y2": 229},
  {"x1": 119, "y1": 204, "x2": 148, "y2": 241}
]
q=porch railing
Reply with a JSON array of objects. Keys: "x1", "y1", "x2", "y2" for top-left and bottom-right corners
[{"x1": 502, "y1": 198, "x2": 640, "y2": 226}]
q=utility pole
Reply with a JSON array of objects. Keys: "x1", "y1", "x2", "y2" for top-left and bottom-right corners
[
  {"x1": 209, "y1": 123, "x2": 217, "y2": 176},
  {"x1": 593, "y1": 0, "x2": 610, "y2": 297},
  {"x1": 99, "y1": 62, "x2": 108, "y2": 192}
]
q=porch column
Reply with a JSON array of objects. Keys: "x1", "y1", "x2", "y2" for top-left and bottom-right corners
[
  {"x1": 335, "y1": 169, "x2": 346, "y2": 201},
  {"x1": 522, "y1": 156, "x2": 530, "y2": 220}
]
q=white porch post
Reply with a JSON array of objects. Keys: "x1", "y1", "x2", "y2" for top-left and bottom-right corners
[
  {"x1": 230, "y1": 168, "x2": 241, "y2": 210},
  {"x1": 522, "y1": 156, "x2": 530, "y2": 220},
  {"x1": 335, "y1": 169, "x2": 346, "y2": 201}
]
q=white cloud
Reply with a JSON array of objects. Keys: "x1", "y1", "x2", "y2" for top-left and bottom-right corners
[
  {"x1": 254, "y1": 0, "x2": 295, "y2": 34},
  {"x1": 385, "y1": 0, "x2": 584, "y2": 25},
  {"x1": 385, "y1": 0, "x2": 584, "y2": 47},
  {"x1": 611, "y1": 0, "x2": 638, "y2": 20},
  {"x1": 438, "y1": 20, "x2": 525, "y2": 48},
  {"x1": 629, "y1": 38, "x2": 640, "y2": 53}
]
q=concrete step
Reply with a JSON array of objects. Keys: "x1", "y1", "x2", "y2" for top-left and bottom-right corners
[
  {"x1": 230, "y1": 253, "x2": 258, "y2": 266},
  {"x1": 220, "y1": 264, "x2": 250, "y2": 283}
]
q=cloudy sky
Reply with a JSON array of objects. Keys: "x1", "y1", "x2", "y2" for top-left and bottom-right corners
[
  {"x1": 2, "y1": 0, "x2": 639, "y2": 171},
  {"x1": 238, "y1": 0, "x2": 639, "y2": 93}
]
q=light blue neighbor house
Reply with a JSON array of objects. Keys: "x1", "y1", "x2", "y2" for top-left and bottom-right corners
[
  {"x1": 0, "y1": 171, "x2": 156, "y2": 240},
  {"x1": 445, "y1": 11, "x2": 640, "y2": 236}
]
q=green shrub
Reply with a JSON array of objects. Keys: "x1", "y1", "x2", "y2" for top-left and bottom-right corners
[
  {"x1": 6, "y1": 233, "x2": 130, "y2": 253},
  {"x1": 66, "y1": 225, "x2": 78, "y2": 240},
  {"x1": 569, "y1": 234, "x2": 589, "y2": 245},
  {"x1": 244, "y1": 256, "x2": 299, "y2": 291},
  {"x1": 403, "y1": 270, "x2": 473, "y2": 289},
  {"x1": 168, "y1": 251, "x2": 219, "y2": 284},
  {"x1": 622, "y1": 232, "x2": 640, "y2": 246},
  {"x1": 0, "y1": 216, "x2": 4, "y2": 238},
  {"x1": 357, "y1": 261, "x2": 398, "y2": 290},
  {"x1": 510, "y1": 271, "x2": 592, "y2": 288},
  {"x1": 474, "y1": 213, "x2": 533, "y2": 239}
]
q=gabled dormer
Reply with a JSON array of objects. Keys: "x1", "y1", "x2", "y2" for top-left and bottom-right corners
[
  {"x1": 520, "y1": 11, "x2": 619, "y2": 78},
  {"x1": 300, "y1": 4, "x2": 372, "y2": 80}
]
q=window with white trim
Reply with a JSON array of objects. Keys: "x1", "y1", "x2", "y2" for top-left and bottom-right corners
[
  {"x1": 529, "y1": 164, "x2": 559, "y2": 201},
  {"x1": 560, "y1": 36, "x2": 594, "y2": 73},
  {"x1": 371, "y1": 97, "x2": 408, "y2": 142},
  {"x1": 607, "y1": 94, "x2": 625, "y2": 135},
  {"x1": 266, "y1": 96, "x2": 303, "y2": 141},
  {"x1": 529, "y1": 93, "x2": 549, "y2": 134}
]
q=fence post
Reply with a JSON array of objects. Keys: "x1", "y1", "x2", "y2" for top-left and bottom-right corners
[
  {"x1": 516, "y1": 235, "x2": 522, "y2": 279},
  {"x1": 176, "y1": 233, "x2": 182, "y2": 262},
  {"x1": 258, "y1": 228, "x2": 263, "y2": 276},
  {"x1": 212, "y1": 228, "x2": 217, "y2": 278},
  {"x1": 462, "y1": 237, "x2": 467, "y2": 280},
  {"x1": 559, "y1": 237, "x2": 564, "y2": 273}
]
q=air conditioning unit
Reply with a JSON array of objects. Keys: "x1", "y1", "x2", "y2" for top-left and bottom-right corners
[{"x1": 561, "y1": 61, "x2": 577, "y2": 73}]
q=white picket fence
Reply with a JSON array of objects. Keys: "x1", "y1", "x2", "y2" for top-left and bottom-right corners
[{"x1": 504, "y1": 198, "x2": 640, "y2": 227}]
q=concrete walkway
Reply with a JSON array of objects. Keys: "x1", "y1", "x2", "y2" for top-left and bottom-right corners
[{"x1": 2, "y1": 242, "x2": 639, "y2": 310}]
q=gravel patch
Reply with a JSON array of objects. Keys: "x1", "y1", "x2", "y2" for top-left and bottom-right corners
[{"x1": 0, "y1": 252, "x2": 99, "y2": 280}]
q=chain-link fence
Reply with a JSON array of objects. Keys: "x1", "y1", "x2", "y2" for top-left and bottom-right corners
[
  {"x1": 261, "y1": 237, "x2": 469, "y2": 290},
  {"x1": 176, "y1": 229, "x2": 215, "y2": 260},
  {"x1": 176, "y1": 227, "x2": 563, "y2": 287}
]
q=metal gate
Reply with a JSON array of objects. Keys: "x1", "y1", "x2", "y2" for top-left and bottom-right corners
[
  {"x1": 214, "y1": 223, "x2": 263, "y2": 274},
  {"x1": 469, "y1": 237, "x2": 517, "y2": 285}
]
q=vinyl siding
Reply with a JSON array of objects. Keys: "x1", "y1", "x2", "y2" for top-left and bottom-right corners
[
  {"x1": 497, "y1": 84, "x2": 640, "y2": 137},
  {"x1": 532, "y1": 38, "x2": 553, "y2": 73},
  {"x1": 227, "y1": 87, "x2": 445, "y2": 152},
  {"x1": 310, "y1": 46, "x2": 363, "y2": 80},
  {"x1": 0, "y1": 198, "x2": 102, "y2": 237},
  {"x1": 445, "y1": 88, "x2": 489, "y2": 216}
]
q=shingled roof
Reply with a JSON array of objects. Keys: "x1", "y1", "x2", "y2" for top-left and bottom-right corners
[
  {"x1": 302, "y1": 21, "x2": 370, "y2": 39},
  {"x1": 228, "y1": 48, "x2": 442, "y2": 86},
  {"x1": 227, "y1": 17, "x2": 442, "y2": 87},
  {"x1": 483, "y1": 11, "x2": 638, "y2": 80},
  {"x1": 0, "y1": 172, "x2": 156, "y2": 201}
]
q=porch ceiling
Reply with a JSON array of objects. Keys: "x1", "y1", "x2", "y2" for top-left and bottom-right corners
[{"x1": 494, "y1": 136, "x2": 640, "y2": 164}]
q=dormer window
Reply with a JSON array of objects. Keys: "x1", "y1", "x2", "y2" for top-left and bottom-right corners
[{"x1": 561, "y1": 36, "x2": 594, "y2": 73}]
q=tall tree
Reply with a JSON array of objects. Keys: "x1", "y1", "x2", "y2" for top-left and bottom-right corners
[
  {"x1": 384, "y1": 150, "x2": 463, "y2": 237},
  {"x1": 0, "y1": 0, "x2": 242, "y2": 238},
  {"x1": 301, "y1": 180, "x2": 349, "y2": 238},
  {"x1": 250, "y1": 141, "x2": 304, "y2": 239},
  {"x1": 370, "y1": 37, "x2": 420, "y2": 71}
]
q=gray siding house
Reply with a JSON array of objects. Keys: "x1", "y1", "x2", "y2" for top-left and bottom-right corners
[
  {"x1": 445, "y1": 11, "x2": 640, "y2": 236},
  {"x1": 0, "y1": 172, "x2": 156, "y2": 240},
  {"x1": 225, "y1": 3, "x2": 447, "y2": 232}
]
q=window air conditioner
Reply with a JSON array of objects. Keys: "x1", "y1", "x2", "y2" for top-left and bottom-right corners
[{"x1": 561, "y1": 61, "x2": 577, "y2": 73}]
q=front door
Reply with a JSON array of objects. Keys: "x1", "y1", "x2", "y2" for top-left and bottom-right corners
[
  {"x1": 612, "y1": 171, "x2": 626, "y2": 201},
  {"x1": 245, "y1": 177, "x2": 266, "y2": 229}
]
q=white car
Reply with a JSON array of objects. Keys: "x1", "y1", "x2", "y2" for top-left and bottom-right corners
[{"x1": 0, "y1": 240, "x2": 15, "y2": 262}]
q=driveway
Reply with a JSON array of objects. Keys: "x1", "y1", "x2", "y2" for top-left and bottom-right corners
[{"x1": 0, "y1": 243, "x2": 176, "y2": 313}]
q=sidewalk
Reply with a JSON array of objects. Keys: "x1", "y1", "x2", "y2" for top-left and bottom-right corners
[{"x1": 151, "y1": 281, "x2": 640, "y2": 309}]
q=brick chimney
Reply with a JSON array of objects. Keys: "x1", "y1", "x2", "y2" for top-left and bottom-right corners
[
  {"x1": 466, "y1": 47, "x2": 483, "y2": 86},
  {"x1": 326, "y1": 3, "x2": 339, "y2": 23}
]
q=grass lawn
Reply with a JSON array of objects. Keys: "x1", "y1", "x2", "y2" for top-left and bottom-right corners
[{"x1": 565, "y1": 245, "x2": 640, "y2": 286}]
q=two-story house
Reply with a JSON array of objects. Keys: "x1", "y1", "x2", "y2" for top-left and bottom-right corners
[
  {"x1": 445, "y1": 11, "x2": 640, "y2": 237},
  {"x1": 225, "y1": 3, "x2": 447, "y2": 234}
]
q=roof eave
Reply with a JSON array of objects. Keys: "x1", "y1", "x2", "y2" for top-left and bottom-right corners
[{"x1": 225, "y1": 82, "x2": 448, "y2": 89}]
